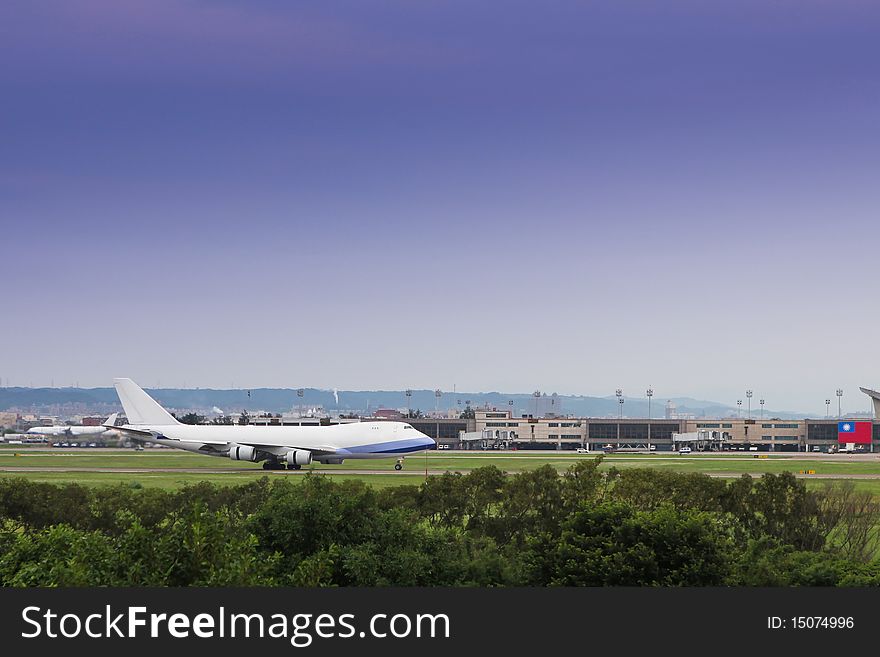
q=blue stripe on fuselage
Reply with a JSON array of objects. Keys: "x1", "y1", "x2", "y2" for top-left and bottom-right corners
[{"x1": 340, "y1": 438, "x2": 434, "y2": 455}]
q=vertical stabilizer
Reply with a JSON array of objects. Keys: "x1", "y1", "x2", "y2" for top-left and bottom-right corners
[{"x1": 114, "y1": 378, "x2": 180, "y2": 426}]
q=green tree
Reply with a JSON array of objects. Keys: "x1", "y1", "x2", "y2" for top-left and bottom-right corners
[
  {"x1": 611, "y1": 469, "x2": 727, "y2": 513},
  {"x1": 561, "y1": 457, "x2": 606, "y2": 508},
  {"x1": 417, "y1": 472, "x2": 469, "y2": 528},
  {"x1": 523, "y1": 503, "x2": 734, "y2": 586},
  {"x1": 749, "y1": 472, "x2": 831, "y2": 551},
  {"x1": 492, "y1": 465, "x2": 564, "y2": 545}
]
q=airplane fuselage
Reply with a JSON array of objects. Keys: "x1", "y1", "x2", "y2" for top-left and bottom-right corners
[
  {"x1": 127, "y1": 420, "x2": 434, "y2": 462},
  {"x1": 27, "y1": 426, "x2": 112, "y2": 437}
]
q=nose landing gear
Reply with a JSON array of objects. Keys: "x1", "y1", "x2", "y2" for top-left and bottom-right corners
[{"x1": 394, "y1": 458, "x2": 404, "y2": 471}]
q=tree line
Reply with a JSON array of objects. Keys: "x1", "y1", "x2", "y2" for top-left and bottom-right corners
[{"x1": 1, "y1": 459, "x2": 879, "y2": 586}]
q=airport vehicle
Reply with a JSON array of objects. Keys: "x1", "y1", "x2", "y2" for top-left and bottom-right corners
[
  {"x1": 576, "y1": 447, "x2": 591, "y2": 454},
  {"x1": 27, "y1": 414, "x2": 118, "y2": 438},
  {"x1": 110, "y1": 378, "x2": 435, "y2": 470},
  {"x1": 679, "y1": 446, "x2": 692, "y2": 454}
]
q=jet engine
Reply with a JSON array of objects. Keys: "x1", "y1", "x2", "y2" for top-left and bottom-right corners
[
  {"x1": 228, "y1": 444, "x2": 259, "y2": 461},
  {"x1": 285, "y1": 450, "x2": 312, "y2": 466}
]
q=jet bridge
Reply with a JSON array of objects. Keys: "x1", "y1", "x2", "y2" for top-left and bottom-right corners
[{"x1": 672, "y1": 429, "x2": 727, "y2": 452}]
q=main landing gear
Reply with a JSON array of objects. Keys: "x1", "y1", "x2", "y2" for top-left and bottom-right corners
[
  {"x1": 262, "y1": 460, "x2": 303, "y2": 471},
  {"x1": 394, "y1": 458, "x2": 404, "y2": 471}
]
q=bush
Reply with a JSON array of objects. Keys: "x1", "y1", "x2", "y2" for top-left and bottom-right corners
[{"x1": 0, "y1": 465, "x2": 878, "y2": 587}]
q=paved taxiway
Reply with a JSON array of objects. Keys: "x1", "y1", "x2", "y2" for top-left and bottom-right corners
[{"x1": 3, "y1": 466, "x2": 880, "y2": 480}]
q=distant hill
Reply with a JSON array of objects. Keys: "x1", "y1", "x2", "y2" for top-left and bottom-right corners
[{"x1": 0, "y1": 387, "x2": 805, "y2": 419}]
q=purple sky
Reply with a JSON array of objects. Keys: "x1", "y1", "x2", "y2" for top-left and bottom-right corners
[{"x1": 2, "y1": 1, "x2": 879, "y2": 413}]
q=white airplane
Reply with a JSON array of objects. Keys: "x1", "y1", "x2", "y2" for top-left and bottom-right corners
[
  {"x1": 110, "y1": 378, "x2": 435, "y2": 470},
  {"x1": 28, "y1": 413, "x2": 118, "y2": 438}
]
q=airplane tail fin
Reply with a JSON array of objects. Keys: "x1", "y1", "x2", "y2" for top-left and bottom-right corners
[
  {"x1": 102, "y1": 412, "x2": 118, "y2": 428},
  {"x1": 860, "y1": 387, "x2": 880, "y2": 420},
  {"x1": 113, "y1": 378, "x2": 180, "y2": 426}
]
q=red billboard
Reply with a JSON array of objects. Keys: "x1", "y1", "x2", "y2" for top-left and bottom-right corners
[{"x1": 837, "y1": 421, "x2": 872, "y2": 444}]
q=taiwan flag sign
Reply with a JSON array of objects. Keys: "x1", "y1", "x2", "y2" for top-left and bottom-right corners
[{"x1": 838, "y1": 421, "x2": 872, "y2": 444}]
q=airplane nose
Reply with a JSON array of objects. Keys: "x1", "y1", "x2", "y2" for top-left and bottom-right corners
[{"x1": 420, "y1": 433, "x2": 436, "y2": 449}]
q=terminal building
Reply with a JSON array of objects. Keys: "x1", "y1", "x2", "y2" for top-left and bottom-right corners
[{"x1": 460, "y1": 408, "x2": 879, "y2": 453}]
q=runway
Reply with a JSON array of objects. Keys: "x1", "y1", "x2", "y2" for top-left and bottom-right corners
[
  {"x1": 0, "y1": 466, "x2": 447, "y2": 476},
  {"x1": 3, "y1": 466, "x2": 880, "y2": 480},
  {"x1": 4, "y1": 447, "x2": 879, "y2": 462}
]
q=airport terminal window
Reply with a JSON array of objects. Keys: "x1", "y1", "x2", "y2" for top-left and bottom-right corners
[
  {"x1": 409, "y1": 422, "x2": 436, "y2": 438},
  {"x1": 619, "y1": 423, "x2": 648, "y2": 441},
  {"x1": 486, "y1": 422, "x2": 507, "y2": 427},
  {"x1": 409, "y1": 422, "x2": 438, "y2": 439},
  {"x1": 762, "y1": 424, "x2": 773, "y2": 429},
  {"x1": 508, "y1": 422, "x2": 519, "y2": 427},
  {"x1": 548, "y1": 423, "x2": 559, "y2": 427},
  {"x1": 762, "y1": 435, "x2": 772, "y2": 440},
  {"x1": 722, "y1": 423, "x2": 732, "y2": 428},
  {"x1": 874, "y1": 424, "x2": 880, "y2": 441},
  {"x1": 589, "y1": 424, "x2": 617, "y2": 440},
  {"x1": 807, "y1": 424, "x2": 837, "y2": 441},
  {"x1": 647, "y1": 423, "x2": 678, "y2": 441},
  {"x1": 697, "y1": 423, "x2": 720, "y2": 428},
  {"x1": 407, "y1": 421, "x2": 467, "y2": 441},
  {"x1": 549, "y1": 434, "x2": 559, "y2": 440},
  {"x1": 562, "y1": 434, "x2": 580, "y2": 439},
  {"x1": 774, "y1": 423, "x2": 799, "y2": 429},
  {"x1": 438, "y1": 423, "x2": 466, "y2": 440}
]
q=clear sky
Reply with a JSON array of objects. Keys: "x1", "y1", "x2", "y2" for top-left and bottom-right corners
[{"x1": 2, "y1": 1, "x2": 879, "y2": 413}]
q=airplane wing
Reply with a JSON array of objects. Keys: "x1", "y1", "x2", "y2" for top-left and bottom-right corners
[
  {"x1": 110, "y1": 429, "x2": 342, "y2": 456},
  {"x1": 111, "y1": 425, "x2": 159, "y2": 437},
  {"x1": 236, "y1": 442, "x2": 343, "y2": 457}
]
